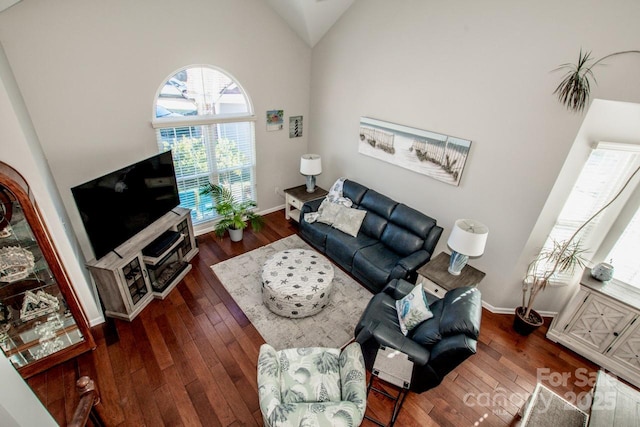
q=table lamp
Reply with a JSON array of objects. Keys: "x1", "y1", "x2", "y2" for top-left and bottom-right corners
[
  {"x1": 300, "y1": 154, "x2": 322, "y2": 193},
  {"x1": 447, "y1": 219, "x2": 488, "y2": 275}
]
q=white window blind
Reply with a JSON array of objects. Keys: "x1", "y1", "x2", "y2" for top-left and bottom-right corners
[
  {"x1": 606, "y1": 206, "x2": 640, "y2": 287},
  {"x1": 152, "y1": 67, "x2": 256, "y2": 225},
  {"x1": 538, "y1": 143, "x2": 640, "y2": 284}
]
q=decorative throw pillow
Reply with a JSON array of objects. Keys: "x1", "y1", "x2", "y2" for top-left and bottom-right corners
[
  {"x1": 332, "y1": 206, "x2": 367, "y2": 237},
  {"x1": 396, "y1": 283, "x2": 433, "y2": 335},
  {"x1": 316, "y1": 199, "x2": 342, "y2": 226}
]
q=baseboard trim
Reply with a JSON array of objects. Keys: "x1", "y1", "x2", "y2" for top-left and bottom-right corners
[{"x1": 481, "y1": 300, "x2": 557, "y2": 318}]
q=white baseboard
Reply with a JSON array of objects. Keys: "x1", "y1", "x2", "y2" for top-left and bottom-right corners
[
  {"x1": 194, "y1": 204, "x2": 286, "y2": 236},
  {"x1": 481, "y1": 300, "x2": 557, "y2": 318}
]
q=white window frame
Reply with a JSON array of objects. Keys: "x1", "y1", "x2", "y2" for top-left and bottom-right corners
[
  {"x1": 151, "y1": 66, "x2": 257, "y2": 232},
  {"x1": 538, "y1": 141, "x2": 640, "y2": 287}
]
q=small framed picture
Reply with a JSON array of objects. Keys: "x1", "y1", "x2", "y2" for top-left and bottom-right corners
[
  {"x1": 289, "y1": 116, "x2": 303, "y2": 138},
  {"x1": 267, "y1": 110, "x2": 284, "y2": 131}
]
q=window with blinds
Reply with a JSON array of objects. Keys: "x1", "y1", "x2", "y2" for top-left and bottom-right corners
[
  {"x1": 152, "y1": 67, "x2": 256, "y2": 225},
  {"x1": 606, "y1": 206, "x2": 640, "y2": 287},
  {"x1": 537, "y1": 143, "x2": 640, "y2": 284}
]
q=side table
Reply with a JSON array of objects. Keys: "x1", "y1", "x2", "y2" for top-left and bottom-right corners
[
  {"x1": 283, "y1": 185, "x2": 328, "y2": 223},
  {"x1": 416, "y1": 252, "x2": 485, "y2": 299},
  {"x1": 364, "y1": 346, "x2": 414, "y2": 427}
]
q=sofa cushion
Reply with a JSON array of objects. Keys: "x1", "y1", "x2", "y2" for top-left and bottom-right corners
[
  {"x1": 343, "y1": 180, "x2": 368, "y2": 205},
  {"x1": 359, "y1": 209, "x2": 388, "y2": 240},
  {"x1": 325, "y1": 228, "x2": 377, "y2": 271},
  {"x1": 440, "y1": 287, "x2": 482, "y2": 339},
  {"x1": 332, "y1": 206, "x2": 367, "y2": 237},
  {"x1": 316, "y1": 199, "x2": 342, "y2": 225},
  {"x1": 410, "y1": 298, "x2": 444, "y2": 346},
  {"x1": 396, "y1": 283, "x2": 433, "y2": 335},
  {"x1": 277, "y1": 347, "x2": 342, "y2": 404},
  {"x1": 381, "y1": 223, "x2": 425, "y2": 257},
  {"x1": 352, "y1": 243, "x2": 401, "y2": 291},
  {"x1": 390, "y1": 204, "x2": 438, "y2": 238},
  {"x1": 359, "y1": 190, "x2": 397, "y2": 220}
]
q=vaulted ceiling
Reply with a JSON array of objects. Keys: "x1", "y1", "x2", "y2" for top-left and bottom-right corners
[
  {"x1": 265, "y1": 0, "x2": 355, "y2": 47},
  {"x1": 0, "y1": 1, "x2": 354, "y2": 47}
]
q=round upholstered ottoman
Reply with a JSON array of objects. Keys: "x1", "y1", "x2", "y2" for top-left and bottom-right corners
[{"x1": 261, "y1": 249, "x2": 334, "y2": 318}]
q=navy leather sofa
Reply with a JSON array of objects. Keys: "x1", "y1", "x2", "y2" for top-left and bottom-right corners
[{"x1": 299, "y1": 179, "x2": 443, "y2": 293}]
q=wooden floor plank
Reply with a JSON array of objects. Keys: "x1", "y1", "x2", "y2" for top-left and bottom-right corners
[
  {"x1": 25, "y1": 211, "x2": 615, "y2": 426},
  {"x1": 162, "y1": 365, "x2": 203, "y2": 427}
]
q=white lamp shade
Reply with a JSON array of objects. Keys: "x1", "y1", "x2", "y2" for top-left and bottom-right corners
[
  {"x1": 300, "y1": 154, "x2": 322, "y2": 175},
  {"x1": 447, "y1": 219, "x2": 488, "y2": 257}
]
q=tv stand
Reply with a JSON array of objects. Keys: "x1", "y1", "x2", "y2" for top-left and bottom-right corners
[
  {"x1": 86, "y1": 207, "x2": 198, "y2": 321},
  {"x1": 142, "y1": 230, "x2": 181, "y2": 258}
]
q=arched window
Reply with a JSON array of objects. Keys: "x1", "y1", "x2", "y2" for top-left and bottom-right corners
[{"x1": 152, "y1": 66, "x2": 256, "y2": 225}]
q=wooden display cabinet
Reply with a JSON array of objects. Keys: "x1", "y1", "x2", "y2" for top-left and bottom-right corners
[{"x1": 0, "y1": 162, "x2": 95, "y2": 378}]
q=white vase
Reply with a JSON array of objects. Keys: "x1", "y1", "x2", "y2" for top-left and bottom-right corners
[
  {"x1": 229, "y1": 228, "x2": 243, "y2": 242},
  {"x1": 591, "y1": 262, "x2": 614, "y2": 282}
]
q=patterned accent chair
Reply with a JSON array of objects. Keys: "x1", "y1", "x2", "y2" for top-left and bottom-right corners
[{"x1": 257, "y1": 342, "x2": 367, "y2": 427}]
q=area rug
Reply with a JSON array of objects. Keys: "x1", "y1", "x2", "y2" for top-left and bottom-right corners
[
  {"x1": 519, "y1": 383, "x2": 589, "y2": 427},
  {"x1": 211, "y1": 235, "x2": 373, "y2": 350}
]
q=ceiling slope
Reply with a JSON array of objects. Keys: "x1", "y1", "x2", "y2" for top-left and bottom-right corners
[{"x1": 265, "y1": 0, "x2": 355, "y2": 47}]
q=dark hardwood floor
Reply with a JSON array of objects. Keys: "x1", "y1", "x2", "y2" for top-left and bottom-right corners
[{"x1": 28, "y1": 210, "x2": 602, "y2": 426}]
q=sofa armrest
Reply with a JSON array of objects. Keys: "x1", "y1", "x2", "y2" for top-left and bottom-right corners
[
  {"x1": 257, "y1": 344, "x2": 282, "y2": 420},
  {"x1": 397, "y1": 249, "x2": 430, "y2": 272},
  {"x1": 339, "y1": 342, "x2": 367, "y2": 422},
  {"x1": 355, "y1": 320, "x2": 430, "y2": 367},
  {"x1": 427, "y1": 334, "x2": 477, "y2": 378},
  {"x1": 381, "y1": 278, "x2": 416, "y2": 299},
  {"x1": 388, "y1": 250, "x2": 430, "y2": 281},
  {"x1": 301, "y1": 198, "x2": 324, "y2": 215}
]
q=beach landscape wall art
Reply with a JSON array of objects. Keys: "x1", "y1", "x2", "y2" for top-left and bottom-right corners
[{"x1": 358, "y1": 117, "x2": 472, "y2": 186}]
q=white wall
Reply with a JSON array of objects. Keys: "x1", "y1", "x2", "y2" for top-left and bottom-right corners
[
  {"x1": 0, "y1": 43, "x2": 90, "y2": 427},
  {"x1": 0, "y1": 353, "x2": 56, "y2": 427},
  {"x1": 0, "y1": 0, "x2": 312, "y2": 260},
  {"x1": 0, "y1": 44, "x2": 102, "y2": 324},
  {"x1": 2, "y1": 0, "x2": 640, "y2": 316},
  {"x1": 309, "y1": 0, "x2": 640, "y2": 313}
]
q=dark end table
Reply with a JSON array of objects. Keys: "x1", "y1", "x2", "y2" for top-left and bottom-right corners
[{"x1": 416, "y1": 252, "x2": 485, "y2": 299}]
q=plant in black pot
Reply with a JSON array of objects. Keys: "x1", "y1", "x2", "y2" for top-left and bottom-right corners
[
  {"x1": 201, "y1": 183, "x2": 264, "y2": 242},
  {"x1": 516, "y1": 240, "x2": 587, "y2": 336},
  {"x1": 516, "y1": 163, "x2": 640, "y2": 336}
]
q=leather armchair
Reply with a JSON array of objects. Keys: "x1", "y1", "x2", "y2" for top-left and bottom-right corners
[{"x1": 354, "y1": 279, "x2": 482, "y2": 393}]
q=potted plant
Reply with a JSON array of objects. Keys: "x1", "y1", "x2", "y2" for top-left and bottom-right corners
[
  {"x1": 201, "y1": 183, "x2": 264, "y2": 242},
  {"x1": 554, "y1": 49, "x2": 640, "y2": 113},
  {"x1": 516, "y1": 163, "x2": 640, "y2": 335}
]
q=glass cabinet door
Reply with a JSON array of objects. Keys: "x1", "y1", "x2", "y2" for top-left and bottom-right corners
[{"x1": 0, "y1": 163, "x2": 94, "y2": 378}]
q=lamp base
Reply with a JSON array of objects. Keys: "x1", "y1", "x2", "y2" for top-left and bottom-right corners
[
  {"x1": 305, "y1": 175, "x2": 317, "y2": 193},
  {"x1": 448, "y1": 251, "x2": 468, "y2": 276}
]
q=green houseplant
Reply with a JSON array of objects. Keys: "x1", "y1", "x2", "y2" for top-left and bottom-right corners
[
  {"x1": 516, "y1": 163, "x2": 640, "y2": 335},
  {"x1": 201, "y1": 183, "x2": 264, "y2": 242},
  {"x1": 554, "y1": 49, "x2": 640, "y2": 113}
]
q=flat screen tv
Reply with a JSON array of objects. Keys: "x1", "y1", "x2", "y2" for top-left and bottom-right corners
[{"x1": 71, "y1": 151, "x2": 181, "y2": 260}]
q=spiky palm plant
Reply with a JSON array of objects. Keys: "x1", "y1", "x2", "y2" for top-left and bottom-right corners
[
  {"x1": 200, "y1": 183, "x2": 264, "y2": 239},
  {"x1": 554, "y1": 49, "x2": 640, "y2": 113}
]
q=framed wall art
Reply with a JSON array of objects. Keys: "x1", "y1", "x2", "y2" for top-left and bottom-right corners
[
  {"x1": 266, "y1": 110, "x2": 284, "y2": 131},
  {"x1": 358, "y1": 117, "x2": 472, "y2": 186}
]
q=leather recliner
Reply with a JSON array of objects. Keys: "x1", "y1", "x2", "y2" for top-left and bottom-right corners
[
  {"x1": 354, "y1": 278, "x2": 482, "y2": 393},
  {"x1": 299, "y1": 179, "x2": 443, "y2": 293}
]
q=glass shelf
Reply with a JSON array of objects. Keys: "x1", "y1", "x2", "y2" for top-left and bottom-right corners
[{"x1": 0, "y1": 164, "x2": 94, "y2": 378}]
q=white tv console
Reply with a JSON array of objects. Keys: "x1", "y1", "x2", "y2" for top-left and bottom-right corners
[{"x1": 86, "y1": 207, "x2": 198, "y2": 321}]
